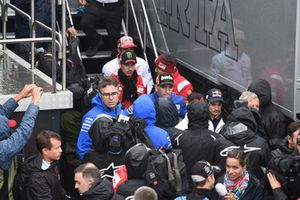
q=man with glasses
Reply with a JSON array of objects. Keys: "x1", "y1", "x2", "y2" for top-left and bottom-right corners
[
  {"x1": 77, "y1": 77, "x2": 126, "y2": 160},
  {"x1": 149, "y1": 73, "x2": 187, "y2": 120},
  {"x1": 111, "y1": 50, "x2": 147, "y2": 108}
]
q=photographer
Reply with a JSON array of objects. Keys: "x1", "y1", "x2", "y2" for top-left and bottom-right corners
[{"x1": 267, "y1": 133, "x2": 300, "y2": 199}]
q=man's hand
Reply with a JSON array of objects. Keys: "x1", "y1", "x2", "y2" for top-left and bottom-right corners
[
  {"x1": 67, "y1": 27, "x2": 77, "y2": 37},
  {"x1": 31, "y1": 87, "x2": 43, "y2": 105},
  {"x1": 224, "y1": 193, "x2": 238, "y2": 200},
  {"x1": 78, "y1": 0, "x2": 86, "y2": 5},
  {"x1": 267, "y1": 172, "x2": 281, "y2": 189},
  {"x1": 14, "y1": 84, "x2": 37, "y2": 102}
]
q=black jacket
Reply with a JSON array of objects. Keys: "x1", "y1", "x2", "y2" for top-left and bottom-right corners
[
  {"x1": 177, "y1": 102, "x2": 230, "y2": 175},
  {"x1": 27, "y1": 154, "x2": 66, "y2": 200},
  {"x1": 267, "y1": 152, "x2": 300, "y2": 199},
  {"x1": 117, "y1": 144, "x2": 148, "y2": 197},
  {"x1": 271, "y1": 138, "x2": 294, "y2": 159},
  {"x1": 155, "y1": 97, "x2": 186, "y2": 146},
  {"x1": 221, "y1": 107, "x2": 271, "y2": 181},
  {"x1": 248, "y1": 79, "x2": 286, "y2": 149},
  {"x1": 215, "y1": 172, "x2": 263, "y2": 200},
  {"x1": 80, "y1": 178, "x2": 124, "y2": 200}
]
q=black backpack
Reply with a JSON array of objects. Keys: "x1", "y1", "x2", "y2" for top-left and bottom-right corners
[
  {"x1": 145, "y1": 149, "x2": 189, "y2": 199},
  {"x1": 12, "y1": 160, "x2": 31, "y2": 200}
]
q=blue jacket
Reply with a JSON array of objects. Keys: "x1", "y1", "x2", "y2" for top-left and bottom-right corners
[
  {"x1": 149, "y1": 92, "x2": 187, "y2": 118},
  {"x1": 77, "y1": 94, "x2": 126, "y2": 160},
  {"x1": 0, "y1": 98, "x2": 39, "y2": 170},
  {"x1": 132, "y1": 94, "x2": 171, "y2": 149}
]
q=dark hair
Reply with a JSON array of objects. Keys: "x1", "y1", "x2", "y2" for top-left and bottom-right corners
[
  {"x1": 227, "y1": 149, "x2": 248, "y2": 167},
  {"x1": 287, "y1": 121, "x2": 300, "y2": 138},
  {"x1": 74, "y1": 163, "x2": 101, "y2": 180},
  {"x1": 98, "y1": 76, "x2": 119, "y2": 90},
  {"x1": 36, "y1": 130, "x2": 61, "y2": 154}
]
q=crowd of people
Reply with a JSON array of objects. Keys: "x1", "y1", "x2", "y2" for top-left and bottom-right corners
[{"x1": 1, "y1": 1, "x2": 300, "y2": 198}]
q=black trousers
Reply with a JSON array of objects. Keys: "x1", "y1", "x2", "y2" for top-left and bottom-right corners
[{"x1": 81, "y1": 0, "x2": 124, "y2": 55}]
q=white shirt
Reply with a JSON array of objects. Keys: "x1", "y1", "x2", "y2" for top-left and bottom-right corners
[{"x1": 102, "y1": 57, "x2": 154, "y2": 93}]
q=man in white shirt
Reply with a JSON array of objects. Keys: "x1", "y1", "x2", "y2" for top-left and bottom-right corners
[{"x1": 102, "y1": 36, "x2": 154, "y2": 93}]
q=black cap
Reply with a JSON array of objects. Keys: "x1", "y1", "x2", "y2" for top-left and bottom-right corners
[
  {"x1": 187, "y1": 92, "x2": 205, "y2": 103},
  {"x1": 156, "y1": 72, "x2": 174, "y2": 86},
  {"x1": 120, "y1": 50, "x2": 137, "y2": 65},
  {"x1": 190, "y1": 161, "x2": 220, "y2": 182},
  {"x1": 206, "y1": 88, "x2": 224, "y2": 103}
]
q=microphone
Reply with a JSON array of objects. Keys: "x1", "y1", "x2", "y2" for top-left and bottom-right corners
[
  {"x1": 215, "y1": 183, "x2": 228, "y2": 197},
  {"x1": 8, "y1": 120, "x2": 17, "y2": 128}
]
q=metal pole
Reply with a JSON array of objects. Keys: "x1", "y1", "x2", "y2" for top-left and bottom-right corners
[
  {"x1": 52, "y1": 0, "x2": 57, "y2": 93},
  {"x1": 2, "y1": 0, "x2": 7, "y2": 50},
  {"x1": 2, "y1": 0, "x2": 8, "y2": 68},
  {"x1": 150, "y1": 0, "x2": 170, "y2": 53},
  {"x1": 140, "y1": 0, "x2": 158, "y2": 57},
  {"x1": 61, "y1": 0, "x2": 66, "y2": 90},
  {"x1": 30, "y1": 0, "x2": 35, "y2": 69}
]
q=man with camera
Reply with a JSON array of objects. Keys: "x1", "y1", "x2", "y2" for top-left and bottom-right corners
[
  {"x1": 77, "y1": 77, "x2": 127, "y2": 160},
  {"x1": 267, "y1": 133, "x2": 300, "y2": 199}
]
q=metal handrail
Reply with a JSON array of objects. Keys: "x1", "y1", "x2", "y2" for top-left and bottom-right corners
[
  {"x1": 140, "y1": 0, "x2": 158, "y2": 58},
  {"x1": 0, "y1": 0, "x2": 68, "y2": 92},
  {"x1": 128, "y1": 0, "x2": 148, "y2": 62}
]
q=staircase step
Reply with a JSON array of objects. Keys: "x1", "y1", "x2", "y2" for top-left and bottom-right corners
[
  {"x1": 81, "y1": 50, "x2": 111, "y2": 59},
  {"x1": 0, "y1": 32, "x2": 16, "y2": 39},
  {"x1": 77, "y1": 29, "x2": 109, "y2": 37}
]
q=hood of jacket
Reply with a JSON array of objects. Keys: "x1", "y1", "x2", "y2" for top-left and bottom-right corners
[
  {"x1": 223, "y1": 107, "x2": 257, "y2": 144},
  {"x1": 248, "y1": 79, "x2": 272, "y2": 107},
  {"x1": 226, "y1": 107, "x2": 257, "y2": 132},
  {"x1": 187, "y1": 101, "x2": 209, "y2": 129},
  {"x1": 133, "y1": 94, "x2": 156, "y2": 126},
  {"x1": 0, "y1": 115, "x2": 10, "y2": 141},
  {"x1": 155, "y1": 97, "x2": 179, "y2": 128},
  {"x1": 81, "y1": 178, "x2": 114, "y2": 200},
  {"x1": 125, "y1": 143, "x2": 149, "y2": 179}
]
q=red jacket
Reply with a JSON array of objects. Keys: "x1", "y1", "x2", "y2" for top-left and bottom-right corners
[
  {"x1": 112, "y1": 71, "x2": 147, "y2": 108},
  {"x1": 173, "y1": 70, "x2": 193, "y2": 101}
]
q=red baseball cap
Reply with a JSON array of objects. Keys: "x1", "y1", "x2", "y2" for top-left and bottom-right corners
[{"x1": 154, "y1": 53, "x2": 177, "y2": 74}]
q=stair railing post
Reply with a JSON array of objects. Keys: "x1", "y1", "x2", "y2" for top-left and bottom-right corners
[{"x1": 51, "y1": 0, "x2": 57, "y2": 93}]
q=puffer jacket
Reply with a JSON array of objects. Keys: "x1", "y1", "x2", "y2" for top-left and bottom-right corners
[{"x1": 132, "y1": 94, "x2": 171, "y2": 149}]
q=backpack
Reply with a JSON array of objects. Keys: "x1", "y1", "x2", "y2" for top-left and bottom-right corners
[
  {"x1": 145, "y1": 149, "x2": 189, "y2": 199},
  {"x1": 37, "y1": 37, "x2": 86, "y2": 87},
  {"x1": 12, "y1": 161, "x2": 30, "y2": 200}
]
